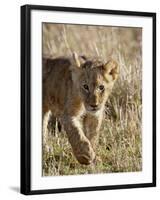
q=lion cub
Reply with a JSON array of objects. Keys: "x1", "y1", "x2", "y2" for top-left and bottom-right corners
[{"x1": 43, "y1": 53, "x2": 119, "y2": 165}]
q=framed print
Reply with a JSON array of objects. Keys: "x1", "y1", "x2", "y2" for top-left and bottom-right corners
[{"x1": 20, "y1": 4, "x2": 156, "y2": 195}]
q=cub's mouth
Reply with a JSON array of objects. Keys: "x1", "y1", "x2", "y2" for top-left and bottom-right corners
[
  {"x1": 90, "y1": 107, "x2": 100, "y2": 112},
  {"x1": 86, "y1": 105, "x2": 101, "y2": 113}
]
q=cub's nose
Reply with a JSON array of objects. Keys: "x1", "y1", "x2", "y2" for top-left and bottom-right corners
[{"x1": 90, "y1": 104, "x2": 99, "y2": 109}]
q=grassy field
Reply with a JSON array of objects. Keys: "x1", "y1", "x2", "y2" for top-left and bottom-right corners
[{"x1": 42, "y1": 23, "x2": 142, "y2": 176}]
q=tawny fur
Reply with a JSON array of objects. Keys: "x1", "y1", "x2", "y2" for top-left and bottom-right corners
[{"x1": 43, "y1": 53, "x2": 119, "y2": 165}]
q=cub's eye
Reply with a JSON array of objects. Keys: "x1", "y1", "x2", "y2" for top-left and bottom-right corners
[
  {"x1": 99, "y1": 85, "x2": 104, "y2": 91},
  {"x1": 83, "y1": 84, "x2": 89, "y2": 91}
]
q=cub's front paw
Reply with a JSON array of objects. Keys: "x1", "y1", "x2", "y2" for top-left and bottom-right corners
[
  {"x1": 76, "y1": 154, "x2": 94, "y2": 165},
  {"x1": 75, "y1": 142, "x2": 96, "y2": 165}
]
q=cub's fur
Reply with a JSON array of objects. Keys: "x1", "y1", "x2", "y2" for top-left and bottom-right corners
[{"x1": 43, "y1": 53, "x2": 119, "y2": 165}]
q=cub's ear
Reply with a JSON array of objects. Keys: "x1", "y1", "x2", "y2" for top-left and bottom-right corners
[
  {"x1": 72, "y1": 52, "x2": 86, "y2": 68},
  {"x1": 102, "y1": 60, "x2": 119, "y2": 82},
  {"x1": 70, "y1": 52, "x2": 82, "y2": 84},
  {"x1": 73, "y1": 52, "x2": 81, "y2": 67}
]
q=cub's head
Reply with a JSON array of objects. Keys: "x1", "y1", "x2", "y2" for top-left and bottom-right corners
[{"x1": 71, "y1": 53, "x2": 119, "y2": 113}]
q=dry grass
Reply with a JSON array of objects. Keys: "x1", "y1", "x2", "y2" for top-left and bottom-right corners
[{"x1": 42, "y1": 23, "x2": 142, "y2": 176}]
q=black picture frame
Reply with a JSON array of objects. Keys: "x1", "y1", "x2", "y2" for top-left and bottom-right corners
[{"x1": 21, "y1": 4, "x2": 156, "y2": 195}]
